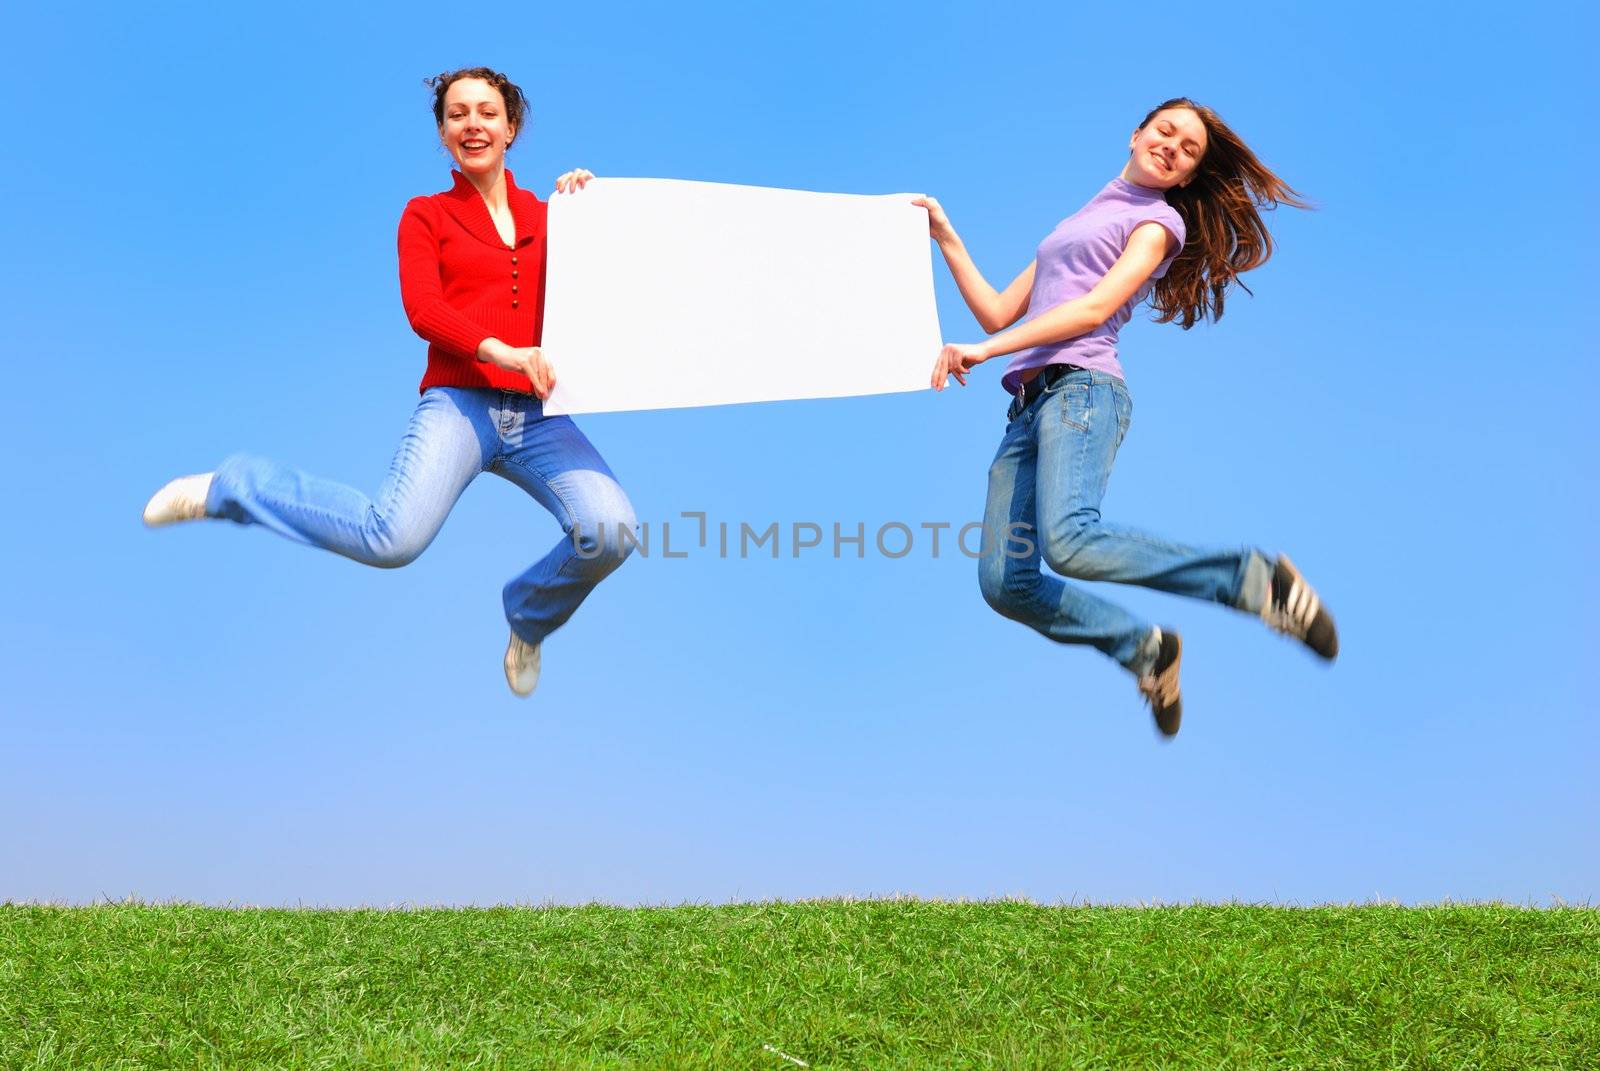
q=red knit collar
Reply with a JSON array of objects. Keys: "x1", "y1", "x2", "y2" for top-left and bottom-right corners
[{"x1": 442, "y1": 168, "x2": 541, "y2": 250}]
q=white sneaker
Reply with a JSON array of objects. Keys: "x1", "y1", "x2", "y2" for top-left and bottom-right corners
[
  {"x1": 142, "y1": 473, "x2": 215, "y2": 527},
  {"x1": 504, "y1": 631, "x2": 541, "y2": 697}
]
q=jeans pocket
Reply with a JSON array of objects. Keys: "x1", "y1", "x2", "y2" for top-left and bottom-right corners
[{"x1": 1056, "y1": 382, "x2": 1091, "y2": 433}]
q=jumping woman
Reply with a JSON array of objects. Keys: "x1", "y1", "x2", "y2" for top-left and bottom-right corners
[
  {"x1": 916, "y1": 98, "x2": 1336, "y2": 738},
  {"x1": 142, "y1": 67, "x2": 633, "y2": 698}
]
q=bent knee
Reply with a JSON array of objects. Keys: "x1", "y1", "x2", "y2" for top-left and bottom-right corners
[
  {"x1": 979, "y1": 555, "x2": 1037, "y2": 616},
  {"x1": 1043, "y1": 526, "x2": 1110, "y2": 580},
  {"x1": 569, "y1": 513, "x2": 637, "y2": 568},
  {"x1": 363, "y1": 538, "x2": 427, "y2": 569},
  {"x1": 978, "y1": 557, "x2": 1008, "y2": 611},
  {"x1": 359, "y1": 514, "x2": 433, "y2": 569}
]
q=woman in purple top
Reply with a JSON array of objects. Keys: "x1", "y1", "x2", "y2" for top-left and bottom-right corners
[{"x1": 915, "y1": 98, "x2": 1336, "y2": 738}]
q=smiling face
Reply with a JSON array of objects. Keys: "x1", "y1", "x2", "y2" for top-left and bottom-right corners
[
  {"x1": 1126, "y1": 107, "x2": 1208, "y2": 189},
  {"x1": 439, "y1": 77, "x2": 515, "y2": 176}
]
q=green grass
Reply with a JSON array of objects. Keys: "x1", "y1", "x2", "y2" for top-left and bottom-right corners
[{"x1": 2, "y1": 901, "x2": 1595, "y2": 1069}]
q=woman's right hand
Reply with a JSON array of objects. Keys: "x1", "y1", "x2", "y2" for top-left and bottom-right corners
[
  {"x1": 478, "y1": 339, "x2": 557, "y2": 399},
  {"x1": 911, "y1": 195, "x2": 954, "y2": 243}
]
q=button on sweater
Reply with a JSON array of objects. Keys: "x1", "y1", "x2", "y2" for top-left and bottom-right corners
[{"x1": 398, "y1": 169, "x2": 548, "y2": 394}]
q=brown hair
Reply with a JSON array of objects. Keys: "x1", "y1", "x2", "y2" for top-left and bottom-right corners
[
  {"x1": 426, "y1": 67, "x2": 529, "y2": 150},
  {"x1": 1142, "y1": 98, "x2": 1309, "y2": 329}
]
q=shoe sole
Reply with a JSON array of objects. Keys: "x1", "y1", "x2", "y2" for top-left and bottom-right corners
[{"x1": 1149, "y1": 632, "x2": 1183, "y2": 739}]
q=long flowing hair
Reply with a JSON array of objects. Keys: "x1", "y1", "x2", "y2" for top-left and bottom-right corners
[{"x1": 1145, "y1": 99, "x2": 1309, "y2": 328}]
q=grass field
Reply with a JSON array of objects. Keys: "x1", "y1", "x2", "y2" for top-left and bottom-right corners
[{"x1": 2, "y1": 901, "x2": 1595, "y2": 1069}]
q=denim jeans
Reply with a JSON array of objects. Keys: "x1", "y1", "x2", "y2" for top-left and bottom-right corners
[
  {"x1": 977, "y1": 368, "x2": 1272, "y2": 674},
  {"x1": 207, "y1": 387, "x2": 636, "y2": 648}
]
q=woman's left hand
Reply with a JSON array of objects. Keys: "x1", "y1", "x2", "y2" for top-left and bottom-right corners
[
  {"x1": 554, "y1": 168, "x2": 595, "y2": 194},
  {"x1": 931, "y1": 342, "x2": 989, "y2": 391}
]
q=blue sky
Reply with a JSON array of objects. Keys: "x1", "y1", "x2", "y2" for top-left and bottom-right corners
[{"x1": 2, "y1": 1, "x2": 1594, "y2": 907}]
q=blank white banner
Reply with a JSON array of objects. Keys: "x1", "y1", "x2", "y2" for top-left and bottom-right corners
[{"x1": 541, "y1": 178, "x2": 941, "y2": 415}]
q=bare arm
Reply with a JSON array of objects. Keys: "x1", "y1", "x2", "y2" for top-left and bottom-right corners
[
  {"x1": 912, "y1": 196, "x2": 1035, "y2": 333},
  {"x1": 982, "y1": 222, "x2": 1172, "y2": 357},
  {"x1": 932, "y1": 221, "x2": 1175, "y2": 390}
]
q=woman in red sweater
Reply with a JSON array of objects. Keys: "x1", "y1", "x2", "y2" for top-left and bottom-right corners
[{"x1": 142, "y1": 67, "x2": 634, "y2": 698}]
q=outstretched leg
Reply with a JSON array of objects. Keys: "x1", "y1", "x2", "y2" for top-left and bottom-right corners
[
  {"x1": 1033, "y1": 372, "x2": 1274, "y2": 616},
  {"x1": 1032, "y1": 370, "x2": 1336, "y2": 660},
  {"x1": 203, "y1": 387, "x2": 491, "y2": 568}
]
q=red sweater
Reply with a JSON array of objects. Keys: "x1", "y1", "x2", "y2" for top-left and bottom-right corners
[{"x1": 398, "y1": 169, "x2": 547, "y2": 394}]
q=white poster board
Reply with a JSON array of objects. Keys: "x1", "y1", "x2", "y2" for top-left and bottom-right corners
[{"x1": 541, "y1": 178, "x2": 941, "y2": 415}]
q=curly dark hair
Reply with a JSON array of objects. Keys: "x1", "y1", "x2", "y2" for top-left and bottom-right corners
[
  {"x1": 1141, "y1": 98, "x2": 1310, "y2": 329},
  {"x1": 425, "y1": 67, "x2": 530, "y2": 149}
]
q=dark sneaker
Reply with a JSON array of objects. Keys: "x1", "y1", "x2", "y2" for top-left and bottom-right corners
[
  {"x1": 1263, "y1": 554, "x2": 1338, "y2": 661},
  {"x1": 1137, "y1": 628, "x2": 1183, "y2": 738}
]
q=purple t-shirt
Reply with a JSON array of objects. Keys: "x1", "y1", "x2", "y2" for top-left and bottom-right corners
[{"x1": 999, "y1": 178, "x2": 1185, "y2": 392}]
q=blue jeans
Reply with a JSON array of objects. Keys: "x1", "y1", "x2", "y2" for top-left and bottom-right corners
[
  {"x1": 207, "y1": 387, "x2": 636, "y2": 648},
  {"x1": 977, "y1": 368, "x2": 1272, "y2": 674}
]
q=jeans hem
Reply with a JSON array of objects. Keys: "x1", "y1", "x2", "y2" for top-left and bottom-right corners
[{"x1": 1234, "y1": 550, "x2": 1274, "y2": 616}]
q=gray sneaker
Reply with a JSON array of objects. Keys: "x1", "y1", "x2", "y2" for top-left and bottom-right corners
[{"x1": 504, "y1": 631, "x2": 541, "y2": 697}]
